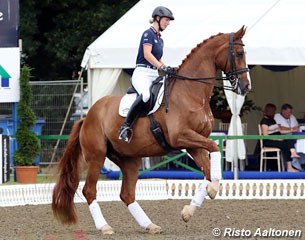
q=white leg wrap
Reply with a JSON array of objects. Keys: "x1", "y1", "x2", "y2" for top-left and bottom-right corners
[
  {"x1": 191, "y1": 180, "x2": 209, "y2": 207},
  {"x1": 210, "y1": 151, "x2": 222, "y2": 181},
  {"x1": 128, "y1": 201, "x2": 152, "y2": 229},
  {"x1": 89, "y1": 200, "x2": 108, "y2": 230}
]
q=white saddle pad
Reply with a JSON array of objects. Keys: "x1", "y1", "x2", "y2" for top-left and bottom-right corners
[{"x1": 118, "y1": 82, "x2": 164, "y2": 117}]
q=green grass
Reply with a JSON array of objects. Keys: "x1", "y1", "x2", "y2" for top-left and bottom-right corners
[
  {"x1": 1, "y1": 174, "x2": 56, "y2": 185},
  {"x1": 2, "y1": 171, "x2": 109, "y2": 185}
]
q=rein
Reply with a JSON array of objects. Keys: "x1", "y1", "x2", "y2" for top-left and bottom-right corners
[{"x1": 169, "y1": 72, "x2": 229, "y2": 83}]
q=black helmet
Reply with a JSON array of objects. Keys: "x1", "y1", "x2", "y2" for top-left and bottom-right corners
[{"x1": 152, "y1": 6, "x2": 174, "y2": 20}]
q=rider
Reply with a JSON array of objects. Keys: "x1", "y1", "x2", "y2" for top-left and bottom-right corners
[{"x1": 119, "y1": 6, "x2": 175, "y2": 142}]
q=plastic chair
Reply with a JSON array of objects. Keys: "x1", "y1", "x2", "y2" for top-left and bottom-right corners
[{"x1": 258, "y1": 124, "x2": 283, "y2": 172}]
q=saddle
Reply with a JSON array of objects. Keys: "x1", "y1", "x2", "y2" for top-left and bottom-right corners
[
  {"x1": 119, "y1": 76, "x2": 173, "y2": 151},
  {"x1": 125, "y1": 76, "x2": 164, "y2": 117}
]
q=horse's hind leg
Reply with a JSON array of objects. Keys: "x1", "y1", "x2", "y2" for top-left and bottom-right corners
[
  {"x1": 118, "y1": 158, "x2": 162, "y2": 234},
  {"x1": 81, "y1": 137, "x2": 114, "y2": 234}
]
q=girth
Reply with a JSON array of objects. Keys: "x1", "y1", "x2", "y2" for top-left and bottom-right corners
[{"x1": 148, "y1": 114, "x2": 174, "y2": 152}]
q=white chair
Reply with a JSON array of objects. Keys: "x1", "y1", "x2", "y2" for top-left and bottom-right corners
[
  {"x1": 219, "y1": 122, "x2": 247, "y2": 134},
  {"x1": 258, "y1": 124, "x2": 283, "y2": 172}
]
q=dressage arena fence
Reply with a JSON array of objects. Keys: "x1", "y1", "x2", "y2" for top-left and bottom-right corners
[{"x1": 1, "y1": 179, "x2": 305, "y2": 207}]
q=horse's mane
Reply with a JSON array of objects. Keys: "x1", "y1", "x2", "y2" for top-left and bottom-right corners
[{"x1": 177, "y1": 32, "x2": 224, "y2": 70}]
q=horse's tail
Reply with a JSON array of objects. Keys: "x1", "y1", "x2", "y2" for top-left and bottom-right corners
[{"x1": 52, "y1": 118, "x2": 84, "y2": 224}]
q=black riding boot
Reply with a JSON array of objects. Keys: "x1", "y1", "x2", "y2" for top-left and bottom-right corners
[{"x1": 119, "y1": 95, "x2": 146, "y2": 143}]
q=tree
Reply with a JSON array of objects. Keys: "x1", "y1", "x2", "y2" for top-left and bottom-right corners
[
  {"x1": 14, "y1": 65, "x2": 41, "y2": 166},
  {"x1": 20, "y1": 0, "x2": 139, "y2": 81}
]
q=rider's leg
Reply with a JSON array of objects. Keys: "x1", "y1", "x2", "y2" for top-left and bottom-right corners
[
  {"x1": 118, "y1": 67, "x2": 157, "y2": 142},
  {"x1": 119, "y1": 94, "x2": 146, "y2": 142},
  {"x1": 131, "y1": 68, "x2": 154, "y2": 103}
]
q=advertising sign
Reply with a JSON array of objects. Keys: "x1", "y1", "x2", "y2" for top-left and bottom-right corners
[
  {"x1": 0, "y1": 135, "x2": 10, "y2": 184},
  {"x1": 0, "y1": 0, "x2": 19, "y2": 47},
  {"x1": 0, "y1": 48, "x2": 20, "y2": 102}
]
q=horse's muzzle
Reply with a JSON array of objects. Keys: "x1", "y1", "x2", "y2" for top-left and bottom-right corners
[{"x1": 238, "y1": 78, "x2": 251, "y2": 96}]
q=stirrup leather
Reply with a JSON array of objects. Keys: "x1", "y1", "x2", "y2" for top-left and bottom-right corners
[{"x1": 119, "y1": 126, "x2": 133, "y2": 143}]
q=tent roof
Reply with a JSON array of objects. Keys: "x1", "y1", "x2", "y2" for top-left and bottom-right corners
[{"x1": 81, "y1": 0, "x2": 305, "y2": 68}]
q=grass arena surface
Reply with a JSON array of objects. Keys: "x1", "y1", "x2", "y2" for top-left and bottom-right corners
[{"x1": 1, "y1": 199, "x2": 304, "y2": 240}]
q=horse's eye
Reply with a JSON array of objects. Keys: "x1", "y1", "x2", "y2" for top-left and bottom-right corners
[{"x1": 236, "y1": 51, "x2": 244, "y2": 58}]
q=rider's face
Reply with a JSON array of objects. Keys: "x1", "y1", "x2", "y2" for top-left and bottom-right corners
[{"x1": 159, "y1": 17, "x2": 171, "y2": 30}]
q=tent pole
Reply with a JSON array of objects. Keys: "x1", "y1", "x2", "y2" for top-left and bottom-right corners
[
  {"x1": 232, "y1": 94, "x2": 239, "y2": 180},
  {"x1": 49, "y1": 68, "x2": 84, "y2": 164}
]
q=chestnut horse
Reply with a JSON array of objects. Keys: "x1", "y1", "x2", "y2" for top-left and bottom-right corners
[{"x1": 52, "y1": 26, "x2": 250, "y2": 234}]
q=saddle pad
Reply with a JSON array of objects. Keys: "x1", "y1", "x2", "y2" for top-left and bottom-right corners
[{"x1": 118, "y1": 83, "x2": 164, "y2": 117}]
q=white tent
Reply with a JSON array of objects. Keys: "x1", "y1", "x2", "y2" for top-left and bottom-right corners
[
  {"x1": 80, "y1": 0, "x2": 305, "y2": 171},
  {"x1": 81, "y1": 0, "x2": 305, "y2": 105},
  {"x1": 82, "y1": 0, "x2": 305, "y2": 69}
]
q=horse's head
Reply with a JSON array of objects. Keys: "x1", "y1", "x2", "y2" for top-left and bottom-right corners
[{"x1": 217, "y1": 26, "x2": 251, "y2": 95}]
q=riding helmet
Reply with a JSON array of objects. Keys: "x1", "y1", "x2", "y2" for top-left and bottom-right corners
[{"x1": 152, "y1": 6, "x2": 174, "y2": 20}]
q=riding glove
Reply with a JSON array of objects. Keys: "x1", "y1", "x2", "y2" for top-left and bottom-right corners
[{"x1": 158, "y1": 65, "x2": 176, "y2": 76}]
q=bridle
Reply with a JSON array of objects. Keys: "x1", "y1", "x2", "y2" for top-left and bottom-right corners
[
  {"x1": 163, "y1": 32, "x2": 250, "y2": 112},
  {"x1": 223, "y1": 32, "x2": 249, "y2": 93},
  {"x1": 168, "y1": 32, "x2": 249, "y2": 93}
]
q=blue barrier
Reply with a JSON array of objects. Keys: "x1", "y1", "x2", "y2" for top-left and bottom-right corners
[
  {"x1": 106, "y1": 170, "x2": 305, "y2": 180},
  {"x1": 0, "y1": 117, "x2": 45, "y2": 166}
]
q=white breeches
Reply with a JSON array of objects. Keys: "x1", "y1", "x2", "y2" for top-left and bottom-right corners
[{"x1": 132, "y1": 67, "x2": 159, "y2": 103}]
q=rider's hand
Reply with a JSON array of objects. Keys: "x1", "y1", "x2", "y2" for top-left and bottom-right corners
[{"x1": 158, "y1": 65, "x2": 176, "y2": 76}]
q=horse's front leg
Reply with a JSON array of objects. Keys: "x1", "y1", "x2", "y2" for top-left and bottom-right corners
[
  {"x1": 118, "y1": 158, "x2": 162, "y2": 234},
  {"x1": 181, "y1": 147, "x2": 222, "y2": 223},
  {"x1": 170, "y1": 130, "x2": 221, "y2": 183}
]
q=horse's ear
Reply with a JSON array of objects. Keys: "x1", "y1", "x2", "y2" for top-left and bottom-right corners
[{"x1": 235, "y1": 25, "x2": 247, "y2": 39}]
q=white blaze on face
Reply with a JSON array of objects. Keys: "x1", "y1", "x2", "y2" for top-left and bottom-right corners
[{"x1": 247, "y1": 66, "x2": 252, "y2": 91}]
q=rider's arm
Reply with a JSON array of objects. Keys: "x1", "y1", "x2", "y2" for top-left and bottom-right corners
[
  {"x1": 143, "y1": 44, "x2": 163, "y2": 68},
  {"x1": 261, "y1": 124, "x2": 270, "y2": 136}
]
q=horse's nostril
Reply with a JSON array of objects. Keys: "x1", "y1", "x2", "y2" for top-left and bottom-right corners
[{"x1": 244, "y1": 84, "x2": 250, "y2": 93}]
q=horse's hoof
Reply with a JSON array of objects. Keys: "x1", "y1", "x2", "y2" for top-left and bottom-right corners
[
  {"x1": 207, "y1": 181, "x2": 219, "y2": 199},
  {"x1": 146, "y1": 223, "x2": 162, "y2": 234},
  {"x1": 181, "y1": 205, "x2": 196, "y2": 223},
  {"x1": 101, "y1": 224, "x2": 114, "y2": 235}
]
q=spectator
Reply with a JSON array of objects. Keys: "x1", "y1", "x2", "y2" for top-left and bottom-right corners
[
  {"x1": 260, "y1": 103, "x2": 299, "y2": 172},
  {"x1": 274, "y1": 103, "x2": 299, "y2": 133}
]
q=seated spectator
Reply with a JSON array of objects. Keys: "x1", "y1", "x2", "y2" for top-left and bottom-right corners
[
  {"x1": 260, "y1": 103, "x2": 299, "y2": 172},
  {"x1": 274, "y1": 103, "x2": 299, "y2": 133}
]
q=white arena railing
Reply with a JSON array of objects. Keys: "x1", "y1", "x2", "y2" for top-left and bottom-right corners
[{"x1": 0, "y1": 179, "x2": 305, "y2": 207}]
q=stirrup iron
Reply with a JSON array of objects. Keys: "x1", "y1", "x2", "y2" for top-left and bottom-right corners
[{"x1": 119, "y1": 127, "x2": 133, "y2": 143}]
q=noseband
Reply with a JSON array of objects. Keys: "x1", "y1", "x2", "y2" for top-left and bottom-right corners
[{"x1": 223, "y1": 32, "x2": 249, "y2": 93}]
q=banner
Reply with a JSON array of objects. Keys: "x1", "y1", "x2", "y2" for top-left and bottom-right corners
[
  {"x1": 0, "y1": 135, "x2": 10, "y2": 184},
  {"x1": 0, "y1": 0, "x2": 19, "y2": 47},
  {"x1": 0, "y1": 48, "x2": 20, "y2": 102}
]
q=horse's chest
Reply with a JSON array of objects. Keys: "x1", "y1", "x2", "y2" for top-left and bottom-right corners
[{"x1": 188, "y1": 109, "x2": 212, "y2": 128}]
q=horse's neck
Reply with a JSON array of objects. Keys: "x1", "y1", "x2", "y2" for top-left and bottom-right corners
[
  {"x1": 172, "y1": 48, "x2": 217, "y2": 106},
  {"x1": 178, "y1": 36, "x2": 226, "y2": 78}
]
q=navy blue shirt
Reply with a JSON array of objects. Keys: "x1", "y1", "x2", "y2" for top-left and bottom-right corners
[{"x1": 136, "y1": 27, "x2": 164, "y2": 68}]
